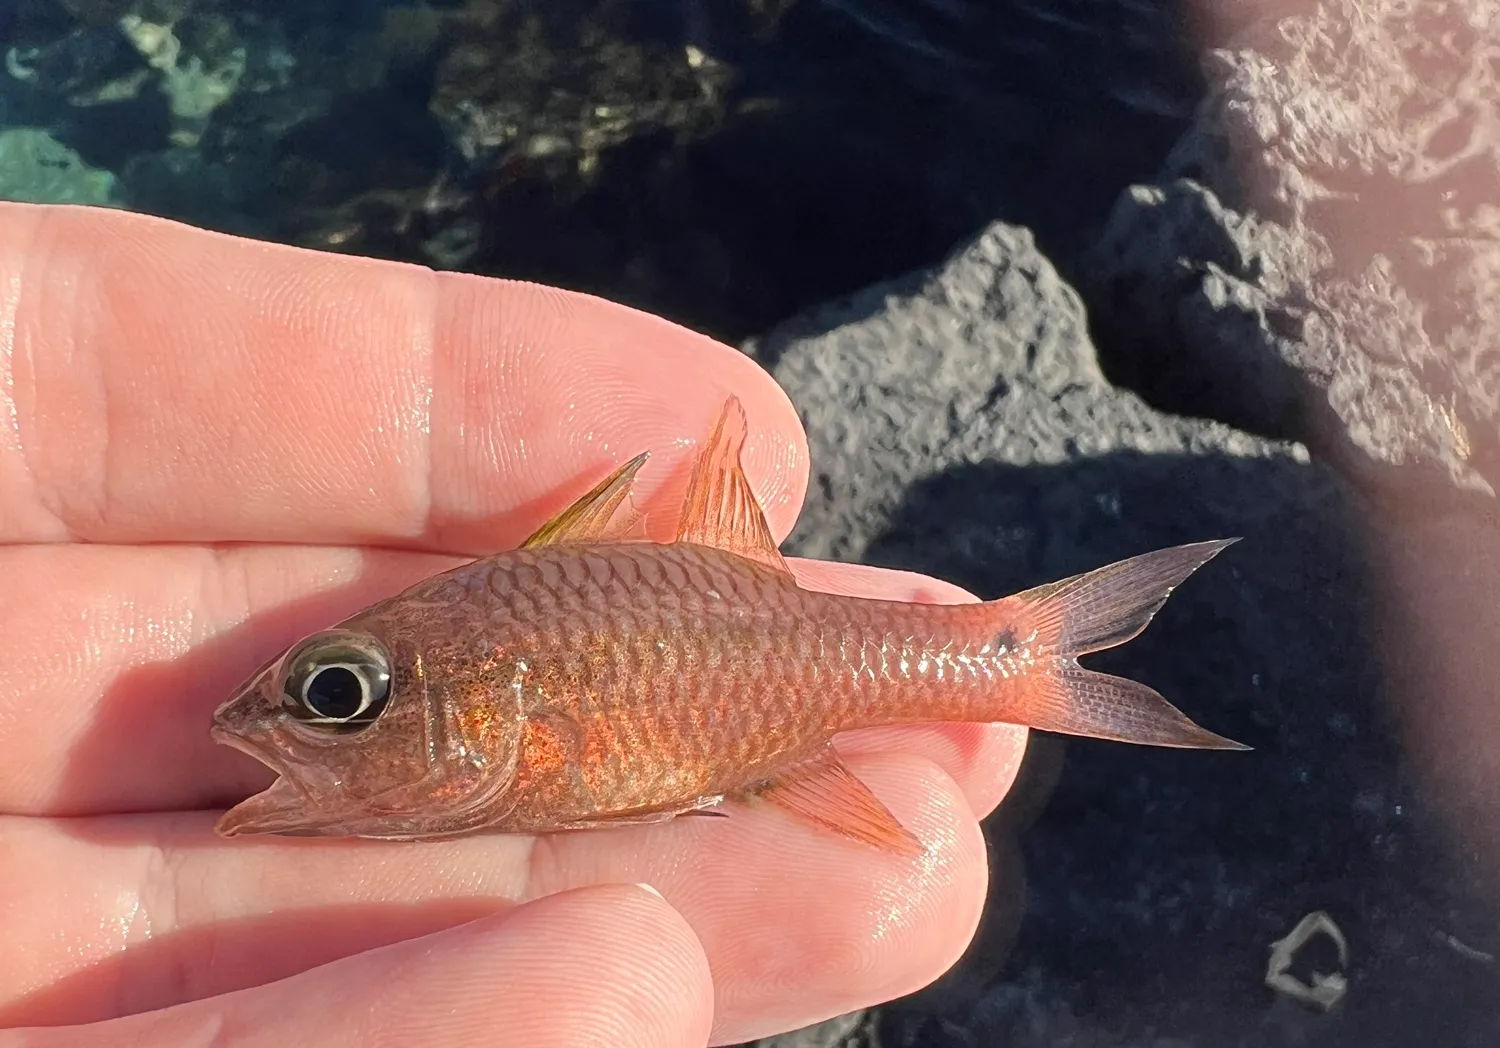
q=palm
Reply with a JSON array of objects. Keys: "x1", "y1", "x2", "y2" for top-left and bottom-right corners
[{"x1": 0, "y1": 203, "x2": 1027, "y2": 1047}]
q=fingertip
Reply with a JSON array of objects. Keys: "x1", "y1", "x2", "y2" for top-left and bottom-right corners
[
  {"x1": 838, "y1": 752, "x2": 994, "y2": 967},
  {"x1": 468, "y1": 883, "x2": 716, "y2": 1048},
  {"x1": 836, "y1": 720, "x2": 1030, "y2": 821},
  {"x1": 429, "y1": 271, "x2": 809, "y2": 549},
  {"x1": 50, "y1": 883, "x2": 714, "y2": 1048}
]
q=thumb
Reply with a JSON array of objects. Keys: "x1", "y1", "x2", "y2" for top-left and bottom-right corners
[{"x1": 2, "y1": 884, "x2": 712, "y2": 1048}]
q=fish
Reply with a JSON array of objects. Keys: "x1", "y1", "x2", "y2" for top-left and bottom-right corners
[{"x1": 210, "y1": 395, "x2": 1247, "y2": 855}]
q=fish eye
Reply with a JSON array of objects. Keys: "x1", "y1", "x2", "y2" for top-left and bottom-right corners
[{"x1": 280, "y1": 632, "x2": 392, "y2": 733}]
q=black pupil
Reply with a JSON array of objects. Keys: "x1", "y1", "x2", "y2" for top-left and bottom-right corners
[{"x1": 305, "y1": 666, "x2": 365, "y2": 720}]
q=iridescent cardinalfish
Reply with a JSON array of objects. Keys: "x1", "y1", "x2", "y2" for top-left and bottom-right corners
[{"x1": 211, "y1": 396, "x2": 1246, "y2": 855}]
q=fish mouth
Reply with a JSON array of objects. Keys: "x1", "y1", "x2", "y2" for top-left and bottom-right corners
[
  {"x1": 214, "y1": 774, "x2": 315, "y2": 837},
  {"x1": 210, "y1": 724, "x2": 327, "y2": 837},
  {"x1": 210, "y1": 722, "x2": 286, "y2": 778}
]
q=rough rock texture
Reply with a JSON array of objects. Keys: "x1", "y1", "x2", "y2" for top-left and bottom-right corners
[
  {"x1": 1085, "y1": 0, "x2": 1500, "y2": 512},
  {"x1": 427, "y1": 1, "x2": 730, "y2": 168},
  {"x1": 735, "y1": 220, "x2": 1500, "y2": 1046},
  {"x1": 752, "y1": 222, "x2": 1292, "y2": 565},
  {"x1": 748, "y1": 1010, "x2": 873, "y2": 1048}
]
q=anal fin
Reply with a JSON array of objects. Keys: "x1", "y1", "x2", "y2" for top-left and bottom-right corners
[{"x1": 750, "y1": 745, "x2": 924, "y2": 857}]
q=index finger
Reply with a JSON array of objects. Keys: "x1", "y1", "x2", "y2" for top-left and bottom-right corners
[{"x1": 0, "y1": 203, "x2": 808, "y2": 549}]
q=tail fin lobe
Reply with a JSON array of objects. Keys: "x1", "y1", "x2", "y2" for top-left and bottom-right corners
[
  {"x1": 1007, "y1": 539, "x2": 1238, "y2": 658},
  {"x1": 1024, "y1": 665, "x2": 1249, "y2": 749}
]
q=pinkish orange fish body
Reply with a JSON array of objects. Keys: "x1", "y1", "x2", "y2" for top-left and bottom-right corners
[{"x1": 212, "y1": 397, "x2": 1246, "y2": 854}]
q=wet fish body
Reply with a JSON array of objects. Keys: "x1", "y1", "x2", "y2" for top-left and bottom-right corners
[{"x1": 212, "y1": 397, "x2": 1246, "y2": 853}]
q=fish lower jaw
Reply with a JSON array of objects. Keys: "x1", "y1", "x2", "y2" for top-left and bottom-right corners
[{"x1": 214, "y1": 775, "x2": 325, "y2": 837}]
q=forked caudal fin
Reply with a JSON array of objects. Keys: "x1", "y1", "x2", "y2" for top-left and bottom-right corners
[{"x1": 997, "y1": 539, "x2": 1249, "y2": 751}]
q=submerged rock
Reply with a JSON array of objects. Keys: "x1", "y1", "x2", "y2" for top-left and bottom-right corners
[
  {"x1": 0, "y1": 126, "x2": 118, "y2": 204},
  {"x1": 427, "y1": 0, "x2": 730, "y2": 169}
]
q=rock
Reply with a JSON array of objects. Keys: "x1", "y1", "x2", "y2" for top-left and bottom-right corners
[
  {"x1": 415, "y1": 0, "x2": 1208, "y2": 338},
  {"x1": 755, "y1": 221, "x2": 1297, "y2": 567},
  {"x1": 738, "y1": 1010, "x2": 873, "y2": 1048},
  {"x1": 1084, "y1": 0, "x2": 1500, "y2": 511},
  {"x1": 0, "y1": 127, "x2": 119, "y2": 204},
  {"x1": 118, "y1": 10, "x2": 245, "y2": 147},
  {"x1": 427, "y1": 0, "x2": 729, "y2": 169},
  {"x1": 752, "y1": 219, "x2": 1497, "y2": 1045},
  {"x1": 3, "y1": 20, "x2": 145, "y2": 107},
  {"x1": 1361, "y1": 508, "x2": 1500, "y2": 899},
  {"x1": 52, "y1": 0, "x2": 194, "y2": 28}
]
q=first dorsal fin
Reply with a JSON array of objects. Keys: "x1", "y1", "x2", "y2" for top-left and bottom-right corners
[
  {"x1": 521, "y1": 451, "x2": 649, "y2": 548},
  {"x1": 674, "y1": 396, "x2": 793, "y2": 578}
]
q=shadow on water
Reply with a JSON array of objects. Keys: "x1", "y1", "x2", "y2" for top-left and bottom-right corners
[{"x1": 840, "y1": 450, "x2": 1499, "y2": 1046}]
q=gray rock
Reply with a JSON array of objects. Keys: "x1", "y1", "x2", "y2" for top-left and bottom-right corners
[
  {"x1": 746, "y1": 219, "x2": 1497, "y2": 1045},
  {"x1": 753, "y1": 220, "x2": 1300, "y2": 567},
  {"x1": 742, "y1": 1010, "x2": 873, "y2": 1048},
  {"x1": 1084, "y1": 0, "x2": 1500, "y2": 510}
]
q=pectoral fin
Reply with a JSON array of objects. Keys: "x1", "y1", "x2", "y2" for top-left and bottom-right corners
[
  {"x1": 521, "y1": 452, "x2": 650, "y2": 548},
  {"x1": 674, "y1": 396, "x2": 794, "y2": 578},
  {"x1": 750, "y1": 746, "x2": 924, "y2": 857}
]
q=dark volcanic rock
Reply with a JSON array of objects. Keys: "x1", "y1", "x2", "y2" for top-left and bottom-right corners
[
  {"x1": 1084, "y1": 0, "x2": 1500, "y2": 512},
  {"x1": 747, "y1": 1010, "x2": 873, "y2": 1048},
  {"x1": 755, "y1": 221, "x2": 1296, "y2": 566},
  {"x1": 748, "y1": 220, "x2": 1500, "y2": 1046}
]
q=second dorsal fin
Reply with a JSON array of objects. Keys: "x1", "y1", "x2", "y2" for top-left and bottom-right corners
[
  {"x1": 521, "y1": 451, "x2": 649, "y2": 548},
  {"x1": 674, "y1": 396, "x2": 793, "y2": 577}
]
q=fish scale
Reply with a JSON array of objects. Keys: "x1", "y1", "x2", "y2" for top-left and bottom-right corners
[{"x1": 496, "y1": 545, "x2": 975, "y2": 790}]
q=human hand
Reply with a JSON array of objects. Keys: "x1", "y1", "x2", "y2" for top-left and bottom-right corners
[{"x1": 0, "y1": 202, "x2": 1028, "y2": 1046}]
